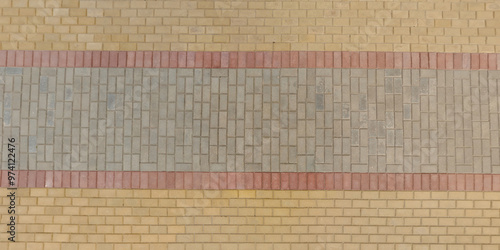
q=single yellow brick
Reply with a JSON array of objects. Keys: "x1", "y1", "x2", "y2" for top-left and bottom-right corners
[
  {"x1": 97, "y1": 207, "x2": 114, "y2": 216},
  {"x1": 31, "y1": 188, "x2": 48, "y2": 197},
  {"x1": 62, "y1": 206, "x2": 79, "y2": 215},
  {"x1": 90, "y1": 198, "x2": 107, "y2": 207},
  {"x1": 102, "y1": 43, "x2": 119, "y2": 50},
  {"x1": 478, "y1": 45, "x2": 495, "y2": 53},
  {"x1": 54, "y1": 197, "x2": 71, "y2": 206},
  {"x1": 61, "y1": 0, "x2": 79, "y2": 8},
  {"x1": 103, "y1": 235, "x2": 122, "y2": 243},
  {"x1": 78, "y1": 225, "x2": 97, "y2": 234}
]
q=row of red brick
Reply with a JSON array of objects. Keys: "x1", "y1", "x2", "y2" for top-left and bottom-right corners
[
  {"x1": 0, "y1": 50, "x2": 499, "y2": 69},
  {"x1": 1, "y1": 170, "x2": 499, "y2": 191}
]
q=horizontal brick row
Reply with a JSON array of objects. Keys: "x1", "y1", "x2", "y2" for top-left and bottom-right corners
[
  {"x1": 2, "y1": 171, "x2": 500, "y2": 191},
  {"x1": 0, "y1": 50, "x2": 499, "y2": 70}
]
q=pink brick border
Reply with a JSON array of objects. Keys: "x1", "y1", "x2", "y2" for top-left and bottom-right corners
[
  {"x1": 2, "y1": 171, "x2": 500, "y2": 191},
  {"x1": 0, "y1": 50, "x2": 498, "y2": 70}
]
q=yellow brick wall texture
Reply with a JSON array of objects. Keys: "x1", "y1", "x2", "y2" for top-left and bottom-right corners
[
  {"x1": 2, "y1": 188, "x2": 500, "y2": 249},
  {"x1": 2, "y1": 0, "x2": 500, "y2": 249},
  {"x1": 0, "y1": 0, "x2": 499, "y2": 52}
]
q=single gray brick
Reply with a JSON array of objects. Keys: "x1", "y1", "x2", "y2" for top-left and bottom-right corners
[
  {"x1": 29, "y1": 136, "x2": 37, "y2": 153},
  {"x1": 385, "y1": 69, "x2": 401, "y2": 77},
  {"x1": 74, "y1": 68, "x2": 91, "y2": 76},
  {"x1": 5, "y1": 67, "x2": 23, "y2": 75}
]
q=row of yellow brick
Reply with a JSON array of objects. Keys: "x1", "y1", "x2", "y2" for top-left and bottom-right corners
[
  {"x1": 8, "y1": 199, "x2": 500, "y2": 210},
  {"x1": 0, "y1": 0, "x2": 499, "y2": 52},
  {"x1": 2, "y1": 0, "x2": 499, "y2": 10},
  {"x1": 10, "y1": 188, "x2": 499, "y2": 199},
  {"x1": 2, "y1": 243, "x2": 499, "y2": 250},
  {"x1": 7, "y1": 232, "x2": 500, "y2": 243},
  {"x1": 1, "y1": 189, "x2": 499, "y2": 244}
]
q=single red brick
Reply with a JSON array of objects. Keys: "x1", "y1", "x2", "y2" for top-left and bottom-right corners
[
  {"x1": 264, "y1": 51, "x2": 272, "y2": 68},
  {"x1": 411, "y1": 52, "x2": 420, "y2": 69},
  {"x1": 62, "y1": 171, "x2": 71, "y2": 188},
  {"x1": 70, "y1": 172, "x2": 79, "y2": 188},
  {"x1": 341, "y1": 51, "x2": 350, "y2": 68},
  {"x1": 158, "y1": 172, "x2": 167, "y2": 189},
  {"x1": 474, "y1": 174, "x2": 483, "y2": 191},
  {"x1": 387, "y1": 173, "x2": 396, "y2": 191},
  {"x1": 114, "y1": 172, "x2": 122, "y2": 189},
  {"x1": 351, "y1": 173, "x2": 360, "y2": 190},
  {"x1": 420, "y1": 52, "x2": 429, "y2": 69},
  {"x1": 324, "y1": 52, "x2": 333, "y2": 68},
  {"x1": 122, "y1": 172, "x2": 132, "y2": 189},
  {"x1": 367, "y1": 52, "x2": 376, "y2": 69},
  {"x1": 404, "y1": 174, "x2": 413, "y2": 191},
  {"x1": 376, "y1": 52, "x2": 385, "y2": 69},
  {"x1": 211, "y1": 52, "x2": 221, "y2": 68},
  {"x1": 227, "y1": 172, "x2": 237, "y2": 189},
  {"x1": 272, "y1": 51, "x2": 282, "y2": 68},
  {"x1": 325, "y1": 173, "x2": 334, "y2": 190},
  {"x1": 24, "y1": 50, "x2": 34, "y2": 67},
  {"x1": 229, "y1": 51, "x2": 238, "y2": 68},
  {"x1": 430, "y1": 174, "x2": 439, "y2": 190},
  {"x1": 298, "y1": 51, "x2": 307, "y2": 68},
  {"x1": 105, "y1": 172, "x2": 114, "y2": 189},
  {"x1": 183, "y1": 172, "x2": 192, "y2": 189},
  {"x1": 203, "y1": 52, "x2": 212, "y2": 68},
  {"x1": 144, "y1": 51, "x2": 153, "y2": 68},
  {"x1": 131, "y1": 172, "x2": 140, "y2": 189},
  {"x1": 244, "y1": 173, "x2": 254, "y2": 189},
  {"x1": 445, "y1": 53, "x2": 453, "y2": 69},
  {"x1": 307, "y1": 173, "x2": 317, "y2": 190},
  {"x1": 49, "y1": 51, "x2": 58, "y2": 67},
  {"x1": 218, "y1": 173, "x2": 227, "y2": 189},
  {"x1": 236, "y1": 173, "x2": 245, "y2": 190},
  {"x1": 316, "y1": 173, "x2": 326, "y2": 190},
  {"x1": 456, "y1": 174, "x2": 466, "y2": 191},
  {"x1": 80, "y1": 171, "x2": 88, "y2": 189},
  {"x1": 289, "y1": 173, "x2": 298, "y2": 190},
  {"x1": 41, "y1": 51, "x2": 51, "y2": 67},
  {"x1": 271, "y1": 173, "x2": 281, "y2": 190},
  {"x1": 465, "y1": 174, "x2": 474, "y2": 191},
  {"x1": 402, "y1": 52, "x2": 411, "y2": 69},
  {"x1": 298, "y1": 173, "x2": 307, "y2": 190},
  {"x1": 134, "y1": 51, "x2": 144, "y2": 68},
  {"x1": 280, "y1": 173, "x2": 289, "y2": 190},
  {"x1": 169, "y1": 51, "x2": 178, "y2": 68},
  {"x1": 15, "y1": 50, "x2": 24, "y2": 67},
  {"x1": 395, "y1": 173, "x2": 404, "y2": 190},
  {"x1": 0, "y1": 50, "x2": 7, "y2": 66},
  {"x1": 246, "y1": 52, "x2": 255, "y2": 68},
  {"x1": 174, "y1": 172, "x2": 183, "y2": 189},
  {"x1": 152, "y1": 51, "x2": 161, "y2": 68},
  {"x1": 83, "y1": 51, "x2": 92, "y2": 67},
  {"x1": 394, "y1": 52, "x2": 403, "y2": 68},
  {"x1": 237, "y1": 52, "x2": 247, "y2": 68},
  {"x1": 453, "y1": 53, "x2": 463, "y2": 70},
  {"x1": 421, "y1": 174, "x2": 430, "y2": 190},
  {"x1": 118, "y1": 51, "x2": 127, "y2": 68},
  {"x1": 254, "y1": 172, "x2": 263, "y2": 189},
  {"x1": 92, "y1": 51, "x2": 101, "y2": 67},
  {"x1": 37, "y1": 171, "x2": 46, "y2": 188},
  {"x1": 290, "y1": 51, "x2": 299, "y2": 68},
  {"x1": 385, "y1": 52, "x2": 394, "y2": 68},
  {"x1": 88, "y1": 171, "x2": 97, "y2": 188},
  {"x1": 45, "y1": 171, "x2": 54, "y2": 188}
]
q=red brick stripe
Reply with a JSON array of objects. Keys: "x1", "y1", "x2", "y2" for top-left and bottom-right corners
[
  {"x1": 0, "y1": 50, "x2": 498, "y2": 69},
  {"x1": 1, "y1": 170, "x2": 499, "y2": 191}
]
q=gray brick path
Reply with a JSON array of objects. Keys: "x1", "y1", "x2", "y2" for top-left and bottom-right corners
[{"x1": 1, "y1": 68, "x2": 499, "y2": 173}]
